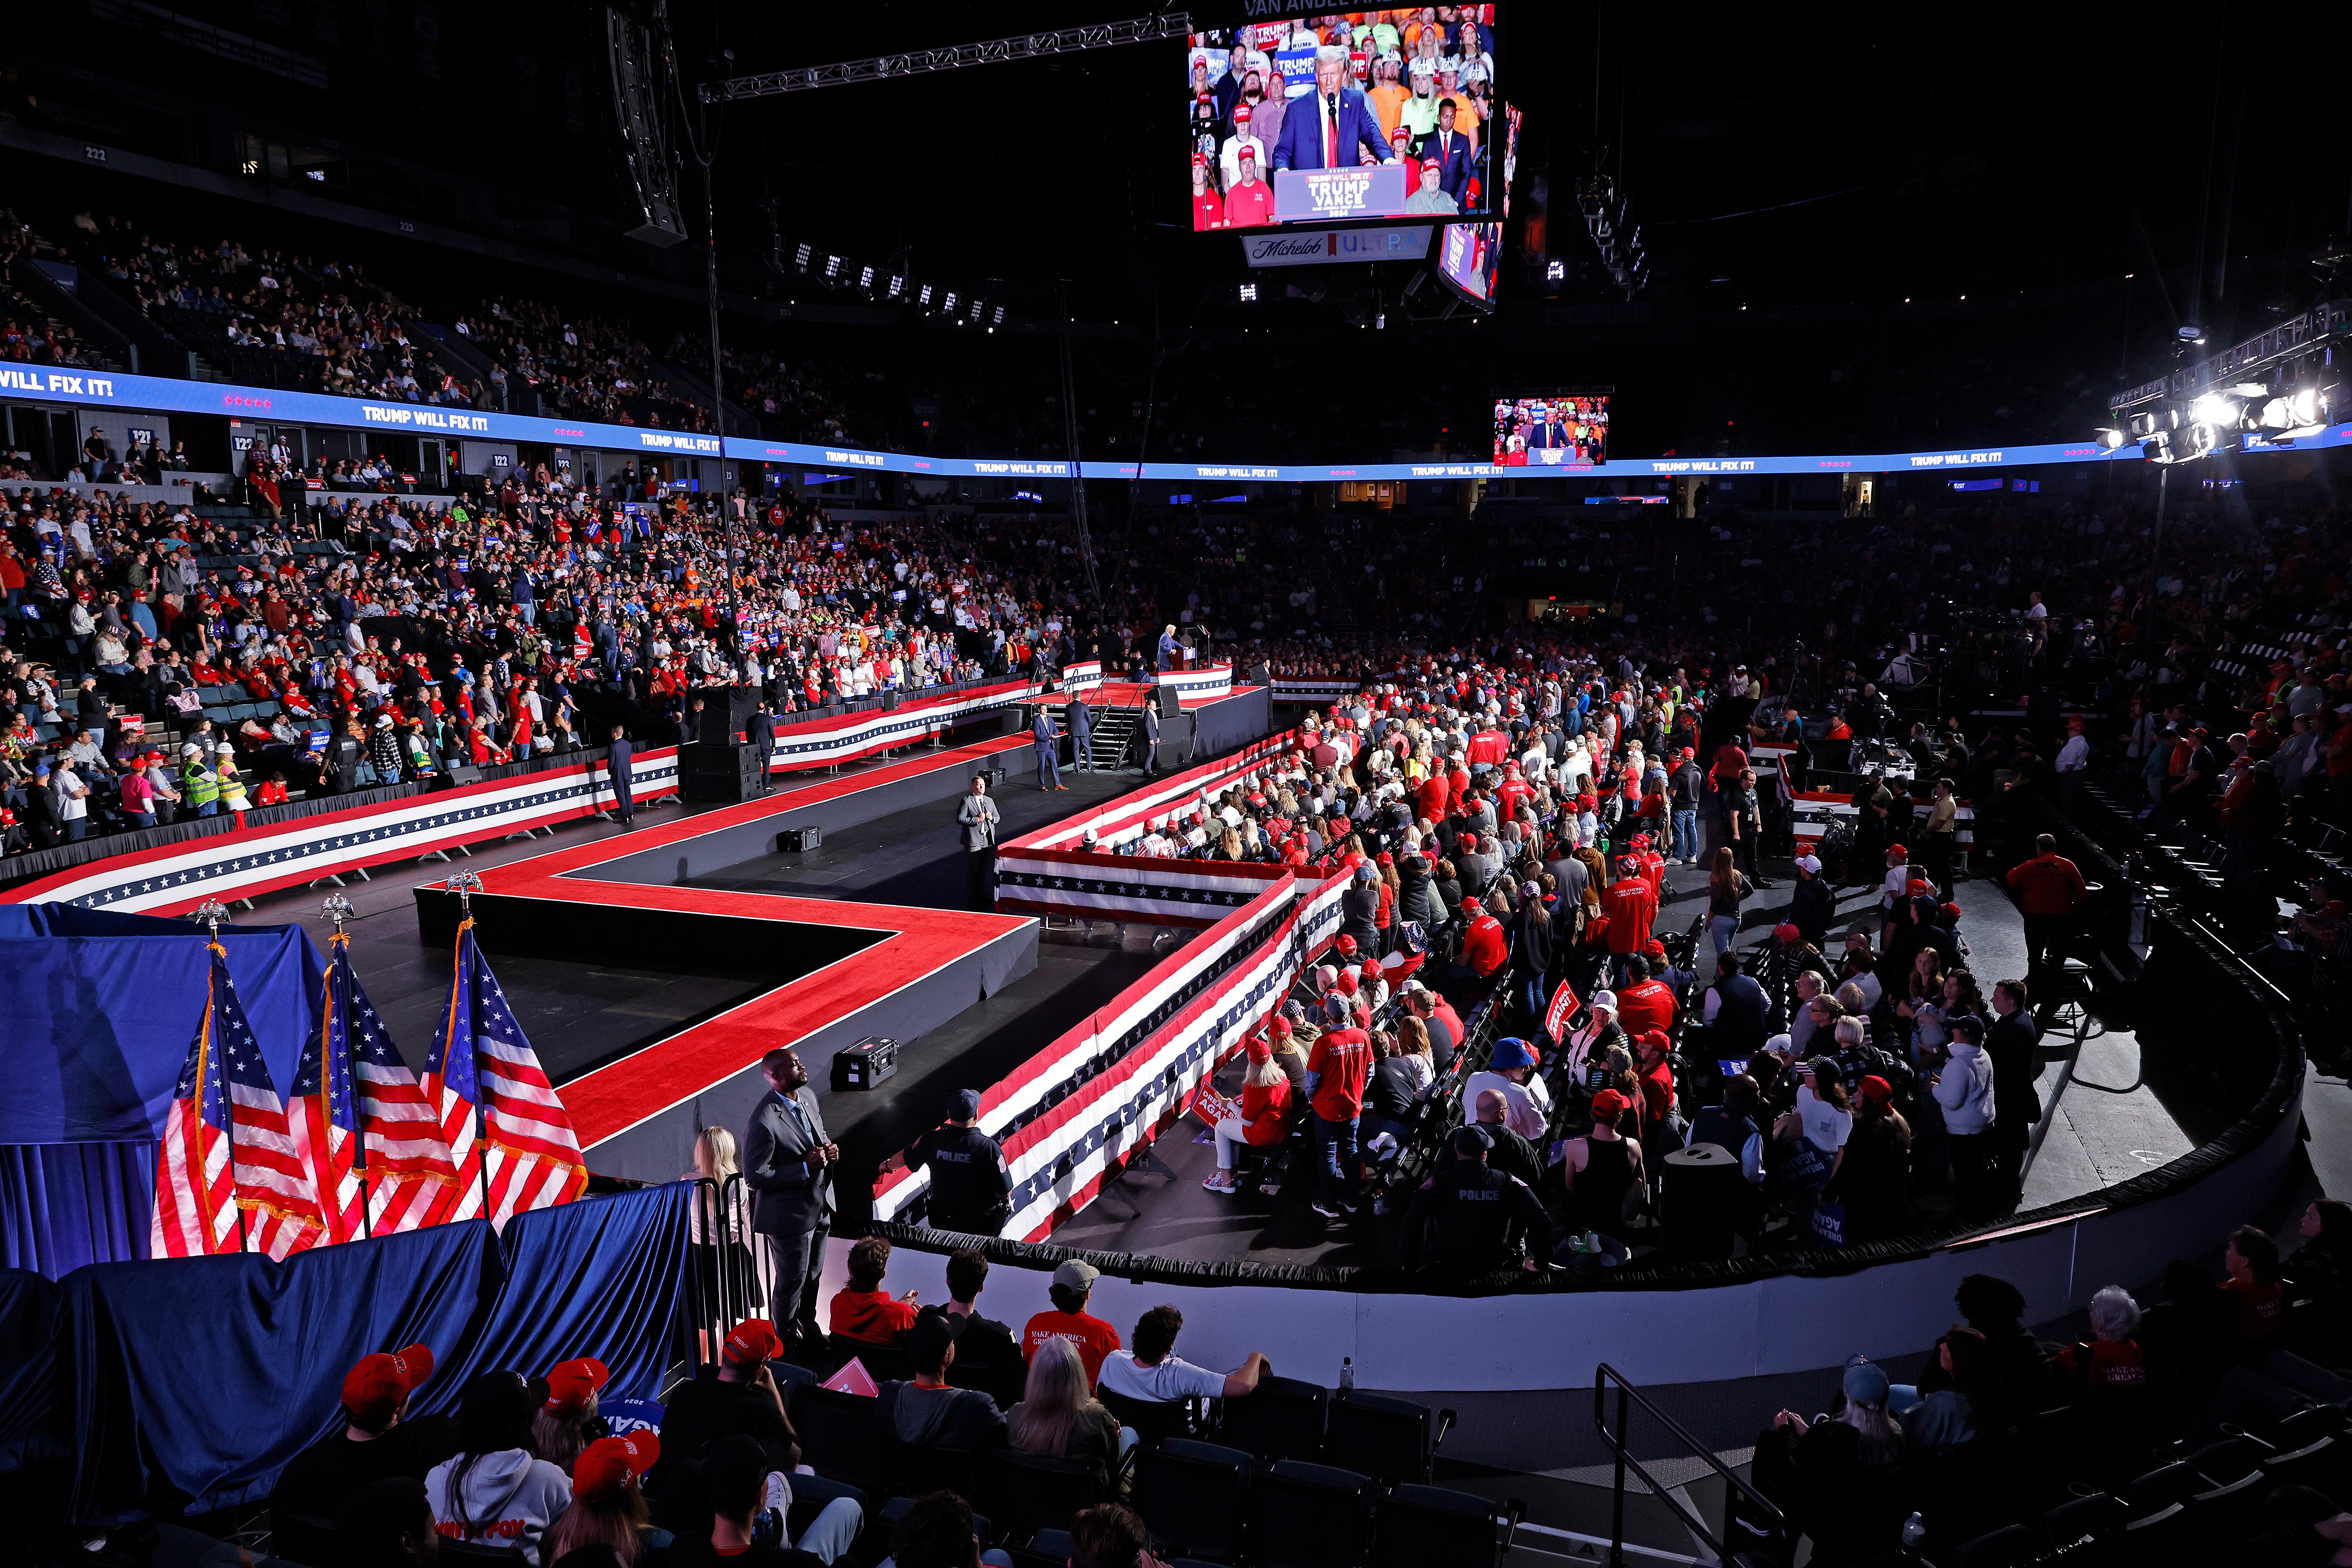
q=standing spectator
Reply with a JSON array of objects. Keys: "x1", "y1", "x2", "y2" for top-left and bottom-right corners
[
  {"x1": 958, "y1": 776, "x2": 1000, "y2": 910},
  {"x1": 1829, "y1": 1077, "x2": 1912, "y2": 1240},
  {"x1": 1705, "y1": 845, "x2": 1751, "y2": 956},
  {"x1": 1933, "y1": 1016, "x2": 1997, "y2": 1214},
  {"x1": 604, "y1": 723, "x2": 636, "y2": 825},
  {"x1": 1985, "y1": 980, "x2": 2040, "y2": 1211},
  {"x1": 2005, "y1": 833, "x2": 2085, "y2": 982},
  {"x1": 1788, "y1": 850, "x2": 1834, "y2": 948},
  {"x1": 1305, "y1": 994, "x2": 1373, "y2": 1220}
]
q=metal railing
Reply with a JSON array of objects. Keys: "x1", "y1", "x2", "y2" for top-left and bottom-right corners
[
  {"x1": 681, "y1": 1174, "x2": 755, "y2": 1367},
  {"x1": 1593, "y1": 1362, "x2": 1786, "y2": 1568}
]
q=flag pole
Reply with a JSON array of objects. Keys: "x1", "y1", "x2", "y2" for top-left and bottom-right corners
[
  {"x1": 324, "y1": 896, "x2": 371, "y2": 1239},
  {"x1": 192, "y1": 899, "x2": 249, "y2": 1254},
  {"x1": 448, "y1": 873, "x2": 493, "y2": 1223}
]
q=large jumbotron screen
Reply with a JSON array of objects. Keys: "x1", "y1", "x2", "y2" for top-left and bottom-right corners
[
  {"x1": 1437, "y1": 222, "x2": 1500, "y2": 304},
  {"x1": 1186, "y1": 8, "x2": 1498, "y2": 232},
  {"x1": 1492, "y1": 393, "x2": 1610, "y2": 466}
]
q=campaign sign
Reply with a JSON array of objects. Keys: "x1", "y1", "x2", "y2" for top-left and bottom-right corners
[{"x1": 1274, "y1": 164, "x2": 1408, "y2": 224}]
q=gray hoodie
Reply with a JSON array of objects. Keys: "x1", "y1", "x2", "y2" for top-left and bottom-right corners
[{"x1": 424, "y1": 1447, "x2": 572, "y2": 1565}]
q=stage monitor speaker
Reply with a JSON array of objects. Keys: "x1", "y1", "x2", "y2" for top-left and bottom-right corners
[
  {"x1": 1154, "y1": 685, "x2": 1183, "y2": 720},
  {"x1": 1248, "y1": 660, "x2": 1273, "y2": 686},
  {"x1": 435, "y1": 763, "x2": 485, "y2": 789},
  {"x1": 696, "y1": 686, "x2": 761, "y2": 748},
  {"x1": 680, "y1": 741, "x2": 766, "y2": 801},
  {"x1": 882, "y1": 688, "x2": 900, "y2": 712},
  {"x1": 1000, "y1": 707, "x2": 1027, "y2": 736},
  {"x1": 777, "y1": 825, "x2": 822, "y2": 853}
]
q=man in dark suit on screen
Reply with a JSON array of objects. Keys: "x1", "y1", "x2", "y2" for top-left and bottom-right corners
[
  {"x1": 743, "y1": 1046, "x2": 835, "y2": 1350},
  {"x1": 1426, "y1": 98, "x2": 1476, "y2": 204},
  {"x1": 1271, "y1": 45, "x2": 1395, "y2": 174}
]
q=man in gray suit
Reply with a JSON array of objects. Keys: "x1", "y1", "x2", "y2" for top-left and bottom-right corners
[
  {"x1": 957, "y1": 774, "x2": 1000, "y2": 911},
  {"x1": 743, "y1": 1046, "x2": 835, "y2": 1348}
]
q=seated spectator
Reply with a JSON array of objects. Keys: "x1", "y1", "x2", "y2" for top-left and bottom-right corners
[
  {"x1": 424, "y1": 1370, "x2": 574, "y2": 1565},
  {"x1": 534, "y1": 1357, "x2": 610, "y2": 1475},
  {"x1": 656, "y1": 1320, "x2": 801, "y2": 1483},
  {"x1": 1021, "y1": 1258, "x2": 1123, "y2": 1388},
  {"x1": 2223, "y1": 1224, "x2": 2287, "y2": 1352},
  {"x1": 2284, "y1": 1199, "x2": 2352, "y2": 1352},
  {"x1": 1062, "y1": 1502, "x2": 1173, "y2": 1568},
  {"x1": 1953, "y1": 1273, "x2": 2053, "y2": 1417},
  {"x1": 1890, "y1": 1328, "x2": 1997, "y2": 1457},
  {"x1": 830, "y1": 1235, "x2": 921, "y2": 1348},
  {"x1": 878, "y1": 1313, "x2": 1009, "y2": 1454},
  {"x1": 2139, "y1": 1258, "x2": 2238, "y2": 1424},
  {"x1": 876, "y1": 1490, "x2": 1017, "y2": 1568},
  {"x1": 336, "y1": 1476, "x2": 441, "y2": 1568},
  {"x1": 274, "y1": 1343, "x2": 455, "y2": 1523},
  {"x1": 1757, "y1": 1359, "x2": 1907, "y2": 1562},
  {"x1": 1098, "y1": 1304, "x2": 1271, "y2": 1405},
  {"x1": 1199, "y1": 1034, "x2": 1294, "y2": 1195},
  {"x1": 670, "y1": 1432, "x2": 862, "y2": 1566},
  {"x1": 916, "y1": 1249, "x2": 1028, "y2": 1409},
  {"x1": 1008, "y1": 1336, "x2": 1127, "y2": 1492},
  {"x1": 1460, "y1": 1034, "x2": 1548, "y2": 1141},
  {"x1": 544, "y1": 1432, "x2": 665, "y2": 1566},
  {"x1": 2052, "y1": 1285, "x2": 2147, "y2": 1401}
]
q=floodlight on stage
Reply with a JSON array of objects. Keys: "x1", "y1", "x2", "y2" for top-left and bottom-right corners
[
  {"x1": 1239, "y1": 282, "x2": 1258, "y2": 302},
  {"x1": 1545, "y1": 259, "x2": 1565, "y2": 281},
  {"x1": 886, "y1": 275, "x2": 904, "y2": 299},
  {"x1": 858, "y1": 265, "x2": 875, "y2": 289},
  {"x1": 793, "y1": 242, "x2": 813, "y2": 272},
  {"x1": 2188, "y1": 392, "x2": 2239, "y2": 428},
  {"x1": 2096, "y1": 427, "x2": 2126, "y2": 450},
  {"x1": 918, "y1": 284, "x2": 934, "y2": 306},
  {"x1": 2127, "y1": 411, "x2": 2158, "y2": 439}
]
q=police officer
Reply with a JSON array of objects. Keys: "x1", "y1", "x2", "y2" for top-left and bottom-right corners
[
  {"x1": 1064, "y1": 693, "x2": 1094, "y2": 773},
  {"x1": 908, "y1": 1089, "x2": 1012, "y2": 1237},
  {"x1": 1398, "y1": 1125, "x2": 1553, "y2": 1274},
  {"x1": 1031, "y1": 707, "x2": 1065, "y2": 792}
]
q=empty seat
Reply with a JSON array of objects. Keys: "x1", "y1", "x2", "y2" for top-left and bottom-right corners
[
  {"x1": 434, "y1": 1543, "x2": 525, "y2": 1563},
  {"x1": 1373, "y1": 1484, "x2": 1515, "y2": 1568},
  {"x1": 888, "y1": 1442, "x2": 982, "y2": 1509},
  {"x1": 1219, "y1": 1375, "x2": 1329, "y2": 1464},
  {"x1": 831, "y1": 1333, "x2": 914, "y2": 1385},
  {"x1": 1099, "y1": 1387, "x2": 1197, "y2": 1451},
  {"x1": 1133, "y1": 1438, "x2": 1251, "y2": 1561},
  {"x1": 2264, "y1": 1349, "x2": 2352, "y2": 1406},
  {"x1": 766, "y1": 1358, "x2": 819, "y2": 1396},
  {"x1": 1324, "y1": 1391, "x2": 1452, "y2": 1485},
  {"x1": 2040, "y1": 1491, "x2": 2128, "y2": 1553},
  {"x1": 790, "y1": 1382, "x2": 885, "y2": 1491},
  {"x1": 1242, "y1": 1460, "x2": 1375, "y2": 1568},
  {"x1": 987, "y1": 1448, "x2": 1104, "y2": 1540},
  {"x1": 1953, "y1": 1523, "x2": 2038, "y2": 1568}
]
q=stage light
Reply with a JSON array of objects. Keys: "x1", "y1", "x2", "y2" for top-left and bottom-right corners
[
  {"x1": 2096, "y1": 427, "x2": 2126, "y2": 449},
  {"x1": 2291, "y1": 386, "x2": 2322, "y2": 424},
  {"x1": 858, "y1": 265, "x2": 875, "y2": 290},
  {"x1": 1238, "y1": 282, "x2": 1258, "y2": 303},
  {"x1": 793, "y1": 242, "x2": 813, "y2": 272},
  {"x1": 2126, "y1": 411, "x2": 2158, "y2": 439},
  {"x1": 992, "y1": 305, "x2": 1006, "y2": 326},
  {"x1": 942, "y1": 291, "x2": 957, "y2": 314},
  {"x1": 1546, "y1": 259, "x2": 1565, "y2": 281},
  {"x1": 2181, "y1": 422, "x2": 2219, "y2": 459},
  {"x1": 918, "y1": 284, "x2": 933, "y2": 306},
  {"x1": 824, "y1": 254, "x2": 842, "y2": 279},
  {"x1": 2140, "y1": 432, "x2": 2172, "y2": 463},
  {"x1": 886, "y1": 275, "x2": 904, "y2": 299},
  {"x1": 2178, "y1": 323, "x2": 2207, "y2": 344},
  {"x1": 2188, "y1": 392, "x2": 2239, "y2": 428}
]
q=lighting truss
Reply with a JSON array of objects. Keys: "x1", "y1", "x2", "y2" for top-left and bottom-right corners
[{"x1": 702, "y1": 14, "x2": 1194, "y2": 102}]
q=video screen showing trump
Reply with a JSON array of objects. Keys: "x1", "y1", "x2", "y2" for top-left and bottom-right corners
[
  {"x1": 1438, "y1": 222, "x2": 1501, "y2": 305},
  {"x1": 1186, "y1": 8, "x2": 1498, "y2": 233},
  {"x1": 1492, "y1": 393, "x2": 1609, "y2": 466}
]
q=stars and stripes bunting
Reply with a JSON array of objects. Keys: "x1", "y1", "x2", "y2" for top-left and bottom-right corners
[
  {"x1": 151, "y1": 941, "x2": 329, "y2": 1261},
  {"x1": 423, "y1": 918, "x2": 589, "y2": 1228},
  {"x1": 291, "y1": 932, "x2": 460, "y2": 1243}
]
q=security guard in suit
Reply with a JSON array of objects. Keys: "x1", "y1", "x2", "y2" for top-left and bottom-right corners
[
  {"x1": 1031, "y1": 707, "x2": 1064, "y2": 791},
  {"x1": 743, "y1": 1046, "x2": 835, "y2": 1346},
  {"x1": 1398, "y1": 1125, "x2": 1553, "y2": 1274},
  {"x1": 604, "y1": 723, "x2": 636, "y2": 825},
  {"x1": 908, "y1": 1088, "x2": 1013, "y2": 1237},
  {"x1": 1142, "y1": 701, "x2": 1162, "y2": 777},
  {"x1": 1065, "y1": 694, "x2": 1095, "y2": 772},
  {"x1": 748, "y1": 702, "x2": 778, "y2": 794}
]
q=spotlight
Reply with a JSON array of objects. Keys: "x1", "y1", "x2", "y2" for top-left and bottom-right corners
[
  {"x1": 942, "y1": 291, "x2": 957, "y2": 314},
  {"x1": 2126, "y1": 411, "x2": 2158, "y2": 439},
  {"x1": 918, "y1": 284, "x2": 934, "y2": 307},
  {"x1": 858, "y1": 265, "x2": 875, "y2": 290},
  {"x1": 992, "y1": 305, "x2": 1006, "y2": 326},
  {"x1": 2188, "y1": 392, "x2": 2239, "y2": 427},
  {"x1": 886, "y1": 275, "x2": 905, "y2": 299},
  {"x1": 1545, "y1": 259, "x2": 1566, "y2": 282},
  {"x1": 2140, "y1": 432, "x2": 2172, "y2": 463},
  {"x1": 2178, "y1": 323, "x2": 2206, "y2": 343},
  {"x1": 2181, "y1": 422, "x2": 2219, "y2": 459},
  {"x1": 823, "y1": 255, "x2": 842, "y2": 280},
  {"x1": 2095, "y1": 427, "x2": 2126, "y2": 450},
  {"x1": 2291, "y1": 386, "x2": 2323, "y2": 425},
  {"x1": 793, "y1": 242, "x2": 813, "y2": 272},
  {"x1": 1238, "y1": 282, "x2": 1259, "y2": 303}
]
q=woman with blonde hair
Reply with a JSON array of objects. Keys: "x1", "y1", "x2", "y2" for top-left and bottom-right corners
[
  {"x1": 684, "y1": 1126, "x2": 760, "y2": 1351},
  {"x1": 542, "y1": 1432, "x2": 662, "y2": 1565},
  {"x1": 1008, "y1": 1335, "x2": 1125, "y2": 1493}
]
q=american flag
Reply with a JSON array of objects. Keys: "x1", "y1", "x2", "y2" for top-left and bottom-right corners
[
  {"x1": 151, "y1": 942, "x2": 329, "y2": 1261},
  {"x1": 290, "y1": 933, "x2": 460, "y2": 1243},
  {"x1": 423, "y1": 919, "x2": 589, "y2": 1228}
]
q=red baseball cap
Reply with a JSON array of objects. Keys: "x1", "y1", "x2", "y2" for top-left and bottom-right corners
[
  {"x1": 1390, "y1": 124, "x2": 1411, "y2": 141},
  {"x1": 544, "y1": 1356, "x2": 610, "y2": 1416},
  {"x1": 1888, "y1": 845, "x2": 1908, "y2": 861},
  {"x1": 1858, "y1": 1075, "x2": 1894, "y2": 1105},
  {"x1": 1775, "y1": 922, "x2": 1801, "y2": 943},
  {"x1": 1337, "y1": 969, "x2": 1360, "y2": 995},
  {"x1": 1644, "y1": 939, "x2": 1666, "y2": 958},
  {"x1": 1638, "y1": 1029, "x2": 1670, "y2": 1052},
  {"x1": 1238, "y1": 144, "x2": 1258, "y2": 160},
  {"x1": 1590, "y1": 1089, "x2": 1629, "y2": 1119},
  {"x1": 573, "y1": 1431, "x2": 660, "y2": 1499},
  {"x1": 1941, "y1": 902, "x2": 1963, "y2": 919},
  {"x1": 342, "y1": 1344, "x2": 434, "y2": 1427},
  {"x1": 1269, "y1": 1015, "x2": 1293, "y2": 1038},
  {"x1": 1246, "y1": 1037, "x2": 1272, "y2": 1064},
  {"x1": 723, "y1": 1319, "x2": 782, "y2": 1370},
  {"x1": 1907, "y1": 878, "x2": 1932, "y2": 895},
  {"x1": 1336, "y1": 935, "x2": 1358, "y2": 956},
  {"x1": 1234, "y1": 104, "x2": 1252, "y2": 121}
]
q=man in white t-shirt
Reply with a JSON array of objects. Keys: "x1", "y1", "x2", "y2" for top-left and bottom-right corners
[
  {"x1": 1794, "y1": 1057, "x2": 1852, "y2": 1171},
  {"x1": 1096, "y1": 1305, "x2": 1270, "y2": 1403}
]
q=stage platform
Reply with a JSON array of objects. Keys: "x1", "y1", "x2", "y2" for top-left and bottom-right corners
[{"x1": 1049, "y1": 847, "x2": 2197, "y2": 1265}]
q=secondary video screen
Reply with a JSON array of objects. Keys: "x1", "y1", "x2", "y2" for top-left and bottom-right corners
[
  {"x1": 1438, "y1": 222, "x2": 1501, "y2": 305},
  {"x1": 1492, "y1": 393, "x2": 1610, "y2": 466},
  {"x1": 1186, "y1": 8, "x2": 1497, "y2": 232}
]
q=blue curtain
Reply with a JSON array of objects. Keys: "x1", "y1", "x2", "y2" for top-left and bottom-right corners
[
  {"x1": 0, "y1": 1269, "x2": 63, "y2": 1471},
  {"x1": 0, "y1": 1142, "x2": 155, "y2": 1277},
  {"x1": 422, "y1": 1184, "x2": 692, "y2": 1413},
  {"x1": 51, "y1": 1182, "x2": 692, "y2": 1523},
  {"x1": 61, "y1": 1221, "x2": 504, "y2": 1523}
]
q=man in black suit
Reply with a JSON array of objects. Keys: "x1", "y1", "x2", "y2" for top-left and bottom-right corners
[
  {"x1": 743, "y1": 1046, "x2": 835, "y2": 1348},
  {"x1": 1986, "y1": 979, "x2": 2042, "y2": 1211},
  {"x1": 604, "y1": 723, "x2": 635, "y2": 825},
  {"x1": 748, "y1": 702, "x2": 777, "y2": 795}
]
